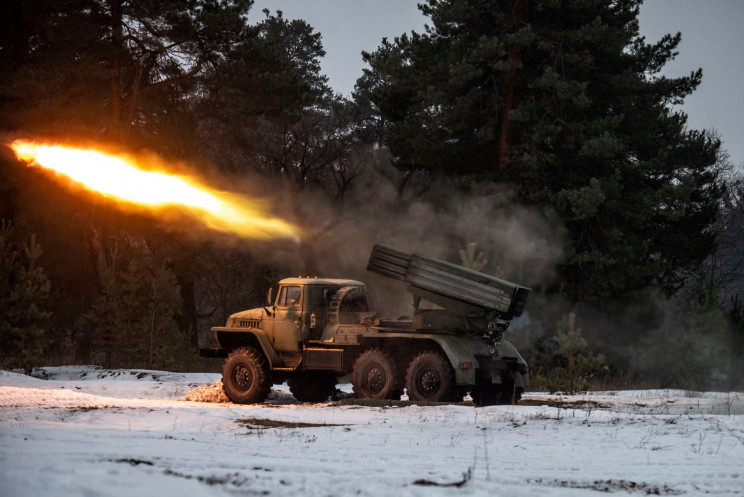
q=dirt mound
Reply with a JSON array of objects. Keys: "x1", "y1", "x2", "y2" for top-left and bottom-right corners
[{"x1": 184, "y1": 380, "x2": 229, "y2": 403}]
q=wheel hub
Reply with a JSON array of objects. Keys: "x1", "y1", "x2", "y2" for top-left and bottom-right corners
[
  {"x1": 234, "y1": 365, "x2": 253, "y2": 390},
  {"x1": 366, "y1": 366, "x2": 385, "y2": 392},
  {"x1": 420, "y1": 369, "x2": 440, "y2": 394}
]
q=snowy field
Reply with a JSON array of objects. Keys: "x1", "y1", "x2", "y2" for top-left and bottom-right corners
[{"x1": 1, "y1": 367, "x2": 743, "y2": 496}]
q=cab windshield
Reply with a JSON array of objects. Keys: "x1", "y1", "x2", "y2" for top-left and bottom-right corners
[{"x1": 277, "y1": 286, "x2": 301, "y2": 307}]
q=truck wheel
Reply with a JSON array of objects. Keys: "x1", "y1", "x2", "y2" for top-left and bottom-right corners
[
  {"x1": 496, "y1": 381, "x2": 516, "y2": 405},
  {"x1": 405, "y1": 351, "x2": 457, "y2": 402},
  {"x1": 472, "y1": 381, "x2": 517, "y2": 406},
  {"x1": 351, "y1": 348, "x2": 399, "y2": 399},
  {"x1": 288, "y1": 372, "x2": 338, "y2": 403},
  {"x1": 471, "y1": 385, "x2": 499, "y2": 406},
  {"x1": 222, "y1": 347, "x2": 271, "y2": 404}
]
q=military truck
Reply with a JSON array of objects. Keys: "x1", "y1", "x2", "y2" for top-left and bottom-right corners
[{"x1": 200, "y1": 244, "x2": 531, "y2": 406}]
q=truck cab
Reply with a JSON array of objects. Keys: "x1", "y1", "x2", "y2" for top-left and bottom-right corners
[{"x1": 217, "y1": 277, "x2": 373, "y2": 357}]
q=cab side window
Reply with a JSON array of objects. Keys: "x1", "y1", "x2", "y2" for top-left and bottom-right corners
[
  {"x1": 277, "y1": 286, "x2": 301, "y2": 307},
  {"x1": 322, "y1": 288, "x2": 338, "y2": 303}
]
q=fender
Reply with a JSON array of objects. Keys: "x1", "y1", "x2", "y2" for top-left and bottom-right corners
[
  {"x1": 425, "y1": 335, "x2": 487, "y2": 385},
  {"x1": 212, "y1": 327, "x2": 280, "y2": 369},
  {"x1": 495, "y1": 340, "x2": 528, "y2": 366},
  {"x1": 429, "y1": 336, "x2": 529, "y2": 386}
]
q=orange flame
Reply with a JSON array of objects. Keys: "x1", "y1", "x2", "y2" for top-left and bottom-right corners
[{"x1": 9, "y1": 140, "x2": 300, "y2": 240}]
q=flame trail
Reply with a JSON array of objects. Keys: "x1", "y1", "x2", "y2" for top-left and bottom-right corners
[{"x1": 9, "y1": 140, "x2": 300, "y2": 240}]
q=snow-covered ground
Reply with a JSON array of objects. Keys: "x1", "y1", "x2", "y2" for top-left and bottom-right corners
[{"x1": 1, "y1": 367, "x2": 743, "y2": 496}]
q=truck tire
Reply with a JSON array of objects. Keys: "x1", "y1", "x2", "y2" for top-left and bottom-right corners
[
  {"x1": 405, "y1": 351, "x2": 458, "y2": 402},
  {"x1": 472, "y1": 381, "x2": 518, "y2": 406},
  {"x1": 222, "y1": 347, "x2": 271, "y2": 404},
  {"x1": 351, "y1": 348, "x2": 399, "y2": 400},
  {"x1": 288, "y1": 372, "x2": 338, "y2": 403},
  {"x1": 497, "y1": 381, "x2": 516, "y2": 405}
]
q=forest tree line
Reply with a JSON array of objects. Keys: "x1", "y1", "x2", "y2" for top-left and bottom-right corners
[{"x1": 1, "y1": 0, "x2": 742, "y2": 390}]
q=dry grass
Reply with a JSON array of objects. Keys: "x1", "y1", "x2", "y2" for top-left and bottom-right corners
[{"x1": 184, "y1": 380, "x2": 229, "y2": 403}]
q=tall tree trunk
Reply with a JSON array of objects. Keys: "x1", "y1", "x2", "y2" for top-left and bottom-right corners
[
  {"x1": 171, "y1": 258, "x2": 199, "y2": 349},
  {"x1": 122, "y1": 52, "x2": 150, "y2": 143},
  {"x1": 498, "y1": 0, "x2": 526, "y2": 171},
  {"x1": 82, "y1": 0, "x2": 123, "y2": 302},
  {"x1": 4, "y1": 1, "x2": 27, "y2": 71},
  {"x1": 109, "y1": 0, "x2": 123, "y2": 125}
]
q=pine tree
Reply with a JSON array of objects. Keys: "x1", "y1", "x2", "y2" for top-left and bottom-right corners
[
  {"x1": 0, "y1": 0, "x2": 252, "y2": 143},
  {"x1": 0, "y1": 0, "x2": 253, "y2": 356},
  {"x1": 0, "y1": 220, "x2": 51, "y2": 372},
  {"x1": 194, "y1": 10, "x2": 362, "y2": 272},
  {"x1": 532, "y1": 312, "x2": 605, "y2": 393},
  {"x1": 358, "y1": 0, "x2": 723, "y2": 300},
  {"x1": 459, "y1": 242, "x2": 488, "y2": 272},
  {"x1": 86, "y1": 251, "x2": 183, "y2": 369}
]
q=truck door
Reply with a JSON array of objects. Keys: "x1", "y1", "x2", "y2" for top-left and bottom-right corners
[{"x1": 271, "y1": 285, "x2": 303, "y2": 352}]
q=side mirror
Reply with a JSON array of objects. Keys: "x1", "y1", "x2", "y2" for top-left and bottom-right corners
[{"x1": 266, "y1": 287, "x2": 273, "y2": 307}]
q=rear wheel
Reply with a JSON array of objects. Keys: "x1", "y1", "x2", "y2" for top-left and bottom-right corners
[
  {"x1": 351, "y1": 348, "x2": 399, "y2": 399},
  {"x1": 222, "y1": 347, "x2": 271, "y2": 404},
  {"x1": 471, "y1": 385, "x2": 499, "y2": 406},
  {"x1": 288, "y1": 372, "x2": 338, "y2": 403},
  {"x1": 497, "y1": 381, "x2": 516, "y2": 405},
  {"x1": 472, "y1": 380, "x2": 517, "y2": 406},
  {"x1": 405, "y1": 351, "x2": 457, "y2": 402}
]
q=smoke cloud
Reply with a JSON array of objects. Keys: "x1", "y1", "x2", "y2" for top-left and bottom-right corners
[
  {"x1": 264, "y1": 148, "x2": 568, "y2": 316},
  {"x1": 189, "y1": 147, "x2": 741, "y2": 390}
]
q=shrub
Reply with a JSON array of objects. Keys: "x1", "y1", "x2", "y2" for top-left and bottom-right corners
[{"x1": 531, "y1": 312, "x2": 605, "y2": 394}]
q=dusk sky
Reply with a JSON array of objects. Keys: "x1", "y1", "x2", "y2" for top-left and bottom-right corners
[{"x1": 252, "y1": 0, "x2": 744, "y2": 169}]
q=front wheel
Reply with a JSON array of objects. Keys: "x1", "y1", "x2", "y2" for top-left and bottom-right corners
[
  {"x1": 222, "y1": 346, "x2": 271, "y2": 404},
  {"x1": 405, "y1": 351, "x2": 458, "y2": 402}
]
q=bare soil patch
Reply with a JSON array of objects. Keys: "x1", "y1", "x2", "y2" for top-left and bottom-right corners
[
  {"x1": 236, "y1": 417, "x2": 346, "y2": 429},
  {"x1": 531, "y1": 478, "x2": 683, "y2": 495},
  {"x1": 519, "y1": 398, "x2": 611, "y2": 409}
]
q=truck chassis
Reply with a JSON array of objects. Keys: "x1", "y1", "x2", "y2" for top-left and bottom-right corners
[{"x1": 200, "y1": 245, "x2": 530, "y2": 406}]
